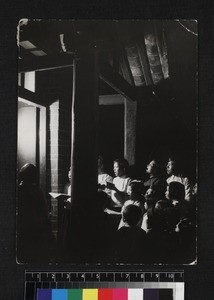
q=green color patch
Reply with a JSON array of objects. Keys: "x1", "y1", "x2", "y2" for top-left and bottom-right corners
[{"x1": 68, "y1": 289, "x2": 82, "y2": 300}]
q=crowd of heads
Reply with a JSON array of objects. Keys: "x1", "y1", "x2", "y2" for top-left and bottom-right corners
[
  {"x1": 17, "y1": 157, "x2": 196, "y2": 263},
  {"x1": 96, "y1": 155, "x2": 196, "y2": 263}
]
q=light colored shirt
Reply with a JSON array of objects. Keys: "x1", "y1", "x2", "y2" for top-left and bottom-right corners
[
  {"x1": 113, "y1": 177, "x2": 131, "y2": 193},
  {"x1": 167, "y1": 175, "x2": 191, "y2": 201},
  {"x1": 111, "y1": 177, "x2": 131, "y2": 207},
  {"x1": 98, "y1": 173, "x2": 113, "y2": 185},
  {"x1": 98, "y1": 173, "x2": 113, "y2": 197}
]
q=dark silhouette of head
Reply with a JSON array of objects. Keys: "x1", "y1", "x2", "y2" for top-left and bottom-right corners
[
  {"x1": 127, "y1": 181, "x2": 142, "y2": 198},
  {"x1": 122, "y1": 204, "x2": 142, "y2": 226},
  {"x1": 155, "y1": 199, "x2": 172, "y2": 210},
  {"x1": 165, "y1": 182, "x2": 185, "y2": 200},
  {"x1": 19, "y1": 163, "x2": 38, "y2": 184}
]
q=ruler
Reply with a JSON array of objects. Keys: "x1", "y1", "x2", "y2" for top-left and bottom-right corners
[{"x1": 25, "y1": 271, "x2": 184, "y2": 300}]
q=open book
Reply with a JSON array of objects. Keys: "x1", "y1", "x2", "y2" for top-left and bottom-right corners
[{"x1": 49, "y1": 192, "x2": 71, "y2": 201}]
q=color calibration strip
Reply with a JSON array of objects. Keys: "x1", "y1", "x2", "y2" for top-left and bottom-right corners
[
  {"x1": 25, "y1": 272, "x2": 184, "y2": 300},
  {"x1": 37, "y1": 288, "x2": 174, "y2": 300}
]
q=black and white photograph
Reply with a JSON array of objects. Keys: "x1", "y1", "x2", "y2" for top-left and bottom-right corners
[{"x1": 17, "y1": 20, "x2": 197, "y2": 264}]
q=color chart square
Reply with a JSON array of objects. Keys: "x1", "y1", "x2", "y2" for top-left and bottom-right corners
[
  {"x1": 98, "y1": 288, "x2": 113, "y2": 300},
  {"x1": 113, "y1": 288, "x2": 128, "y2": 300},
  {"x1": 83, "y1": 289, "x2": 98, "y2": 300},
  {"x1": 128, "y1": 289, "x2": 144, "y2": 300},
  {"x1": 144, "y1": 289, "x2": 159, "y2": 299},
  {"x1": 37, "y1": 289, "x2": 52, "y2": 300},
  {"x1": 68, "y1": 289, "x2": 82, "y2": 300},
  {"x1": 52, "y1": 289, "x2": 67, "y2": 300}
]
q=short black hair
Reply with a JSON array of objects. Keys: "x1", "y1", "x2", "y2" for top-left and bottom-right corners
[
  {"x1": 122, "y1": 204, "x2": 142, "y2": 226},
  {"x1": 168, "y1": 182, "x2": 185, "y2": 200},
  {"x1": 114, "y1": 158, "x2": 129, "y2": 172},
  {"x1": 128, "y1": 181, "x2": 142, "y2": 194},
  {"x1": 19, "y1": 163, "x2": 38, "y2": 184}
]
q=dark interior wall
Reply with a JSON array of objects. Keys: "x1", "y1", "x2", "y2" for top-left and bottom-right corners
[
  {"x1": 98, "y1": 104, "x2": 124, "y2": 176},
  {"x1": 135, "y1": 21, "x2": 197, "y2": 181},
  {"x1": 37, "y1": 67, "x2": 124, "y2": 182},
  {"x1": 135, "y1": 96, "x2": 194, "y2": 179},
  {"x1": 34, "y1": 20, "x2": 197, "y2": 184}
]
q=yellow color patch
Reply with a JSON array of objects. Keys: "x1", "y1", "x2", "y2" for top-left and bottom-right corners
[{"x1": 82, "y1": 289, "x2": 98, "y2": 300}]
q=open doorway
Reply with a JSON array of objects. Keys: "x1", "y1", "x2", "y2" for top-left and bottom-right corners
[{"x1": 17, "y1": 98, "x2": 46, "y2": 191}]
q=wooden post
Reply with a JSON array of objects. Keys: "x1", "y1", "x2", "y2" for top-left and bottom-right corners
[
  {"x1": 124, "y1": 99, "x2": 137, "y2": 165},
  {"x1": 70, "y1": 49, "x2": 99, "y2": 208}
]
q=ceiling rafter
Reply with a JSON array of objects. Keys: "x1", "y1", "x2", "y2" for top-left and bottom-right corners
[
  {"x1": 99, "y1": 60, "x2": 137, "y2": 102},
  {"x1": 19, "y1": 53, "x2": 73, "y2": 73}
]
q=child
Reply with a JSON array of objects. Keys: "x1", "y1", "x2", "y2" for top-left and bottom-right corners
[
  {"x1": 141, "y1": 187, "x2": 158, "y2": 232},
  {"x1": 118, "y1": 181, "x2": 145, "y2": 229},
  {"x1": 114, "y1": 205, "x2": 147, "y2": 262}
]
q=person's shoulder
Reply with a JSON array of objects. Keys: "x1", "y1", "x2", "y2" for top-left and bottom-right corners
[
  {"x1": 115, "y1": 226, "x2": 127, "y2": 238},
  {"x1": 132, "y1": 226, "x2": 147, "y2": 239},
  {"x1": 117, "y1": 226, "x2": 130, "y2": 234},
  {"x1": 113, "y1": 176, "x2": 118, "y2": 183},
  {"x1": 182, "y1": 176, "x2": 190, "y2": 184},
  {"x1": 124, "y1": 200, "x2": 133, "y2": 206},
  {"x1": 166, "y1": 176, "x2": 172, "y2": 183},
  {"x1": 136, "y1": 226, "x2": 146, "y2": 234},
  {"x1": 167, "y1": 175, "x2": 182, "y2": 183},
  {"x1": 125, "y1": 177, "x2": 132, "y2": 184},
  {"x1": 105, "y1": 173, "x2": 113, "y2": 182},
  {"x1": 167, "y1": 174, "x2": 177, "y2": 180},
  {"x1": 151, "y1": 177, "x2": 160, "y2": 185}
]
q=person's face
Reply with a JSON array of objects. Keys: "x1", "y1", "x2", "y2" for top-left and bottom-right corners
[
  {"x1": 145, "y1": 188, "x2": 153, "y2": 197},
  {"x1": 113, "y1": 162, "x2": 124, "y2": 177},
  {"x1": 165, "y1": 185, "x2": 170, "y2": 199},
  {"x1": 68, "y1": 167, "x2": 71, "y2": 181},
  {"x1": 146, "y1": 160, "x2": 155, "y2": 174},
  {"x1": 127, "y1": 185, "x2": 132, "y2": 196},
  {"x1": 166, "y1": 161, "x2": 175, "y2": 175},
  {"x1": 192, "y1": 183, "x2": 197, "y2": 196}
]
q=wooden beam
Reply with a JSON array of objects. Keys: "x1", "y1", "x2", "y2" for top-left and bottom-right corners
[
  {"x1": 18, "y1": 86, "x2": 45, "y2": 107},
  {"x1": 115, "y1": 23, "x2": 135, "y2": 86},
  {"x1": 18, "y1": 54, "x2": 73, "y2": 73},
  {"x1": 124, "y1": 98, "x2": 137, "y2": 165},
  {"x1": 99, "y1": 94, "x2": 124, "y2": 105},
  {"x1": 18, "y1": 47, "x2": 36, "y2": 60},
  {"x1": 137, "y1": 40, "x2": 153, "y2": 86},
  {"x1": 119, "y1": 44, "x2": 135, "y2": 86},
  {"x1": 99, "y1": 60, "x2": 137, "y2": 102}
]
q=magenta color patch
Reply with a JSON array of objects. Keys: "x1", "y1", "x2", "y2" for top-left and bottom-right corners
[{"x1": 112, "y1": 289, "x2": 128, "y2": 300}]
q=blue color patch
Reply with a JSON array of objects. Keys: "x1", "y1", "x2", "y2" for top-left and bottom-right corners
[
  {"x1": 52, "y1": 289, "x2": 68, "y2": 300},
  {"x1": 37, "y1": 289, "x2": 52, "y2": 300}
]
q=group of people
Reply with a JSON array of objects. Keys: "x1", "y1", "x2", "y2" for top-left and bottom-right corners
[
  {"x1": 97, "y1": 156, "x2": 196, "y2": 263},
  {"x1": 17, "y1": 156, "x2": 196, "y2": 264}
]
